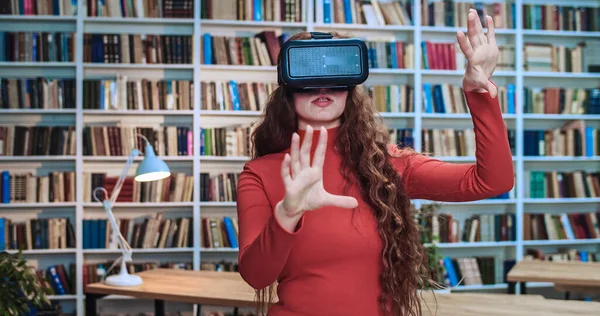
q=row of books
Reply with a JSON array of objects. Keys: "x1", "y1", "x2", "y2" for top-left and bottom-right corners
[
  {"x1": 0, "y1": 126, "x2": 76, "y2": 156},
  {"x1": 200, "y1": 81, "x2": 415, "y2": 113},
  {"x1": 200, "y1": 172, "x2": 239, "y2": 202},
  {"x1": 0, "y1": 125, "x2": 593, "y2": 160},
  {"x1": 523, "y1": 87, "x2": 600, "y2": 115},
  {"x1": 422, "y1": 41, "x2": 514, "y2": 71},
  {"x1": 524, "y1": 41, "x2": 600, "y2": 73},
  {"x1": 438, "y1": 256, "x2": 498, "y2": 287},
  {"x1": 0, "y1": 217, "x2": 76, "y2": 250},
  {"x1": 421, "y1": 128, "x2": 516, "y2": 157},
  {"x1": 83, "y1": 172, "x2": 194, "y2": 203},
  {"x1": 2, "y1": 32, "x2": 598, "y2": 75},
  {"x1": 421, "y1": 213, "x2": 516, "y2": 244},
  {"x1": 366, "y1": 84, "x2": 415, "y2": 113},
  {"x1": 522, "y1": 4, "x2": 600, "y2": 32},
  {"x1": 200, "y1": 80, "x2": 275, "y2": 112},
  {"x1": 523, "y1": 212, "x2": 600, "y2": 241},
  {"x1": 0, "y1": 0, "x2": 77, "y2": 16},
  {"x1": 84, "y1": 33, "x2": 192, "y2": 64},
  {"x1": 523, "y1": 125, "x2": 598, "y2": 157},
  {"x1": 201, "y1": 0, "x2": 302, "y2": 23},
  {"x1": 82, "y1": 214, "x2": 193, "y2": 249},
  {"x1": 0, "y1": 78, "x2": 76, "y2": 109},
  {"x1": 0, "y1": 32, "x2": 74, "y2": 62},
  {"x1": 201, "y1": 216, "x2": 238, "y2": 249},
  {"x1": 390, "y1": 128, "x2": 414, "y2": 150},
  {"x1": 422, "y1": 1, "x2": 514, "y2": 29},
  {"x1": 318, "y1": 0, "x2": 412, "y2": 26},
  {"x1": 526, "y1": 170, "x2": 600, "y2": 199},
  {"x1": 2, "y1": 82, "x2": 598, "y2": 115},
  {"x1": 200, "y1": 125, "x2": 254, "y2": 157},
  {"x1": 4, "y1": 0, "x2": 600, "y2": 35},
  {"x1": 86, "y1": 0, "x2": 194, "y2": 18},
  {"x1": 82, "y1": 125, "x2": 193, "y2": 157},
  {"x1": 0, "y1": 171, "x2": 75, "y2": 204},
  {"x1": 39, "y1": 263, "x2": 76, "y2": 296},
  {"x1": 525, "y1": 248, "x2": 600, "y2": 262},
  {"x1": 201, "y1": 31, "x2": 282, "y2": 66},
  {"x1": 423, "y1": 83, "x2": 515, "y2": 114},
  {"x1": 83, "y1": 77, "x2": 194, "y2": 111}
]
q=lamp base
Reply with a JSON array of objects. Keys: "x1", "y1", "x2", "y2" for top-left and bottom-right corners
[
  {"x1": 104, "y1": 258, "x2": 143, "y2": 287},
  {"x1": 105, "y1": 273, "x2": 143, "y2": 287}
]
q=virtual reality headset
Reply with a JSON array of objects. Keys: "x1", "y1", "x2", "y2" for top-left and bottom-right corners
[{"x1": 277, "y1": 32, "x2": 369, "y2": 91}]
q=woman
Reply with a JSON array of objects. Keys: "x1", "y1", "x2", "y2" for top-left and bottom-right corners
[{"x1": 236, "y1": 8, "x2": 514, "y2": 316}]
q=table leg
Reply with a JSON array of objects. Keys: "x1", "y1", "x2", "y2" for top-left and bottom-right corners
[
  {"x1": 154, "y1": 299, "x2": 165, "y2": 316},
  {"x1": 196, "y1": 304, "x2": 202, "y2": 316},
  {"x1": 507, "y1": 282, "x2": 527, "y2": 295},
  {"x1": 564, "y1": 291, "x2": 570, "y2": 300},
  {"x1": 85, "y1": 294, "x2": 107, "y2": 316},
  {"x1": 233, "y1": 307, "x2": 239, "y2": 316}
]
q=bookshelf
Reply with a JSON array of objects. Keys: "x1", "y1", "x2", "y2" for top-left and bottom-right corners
[{"x1": 1, "y1": 0, "x2": 599, "y2": 314}]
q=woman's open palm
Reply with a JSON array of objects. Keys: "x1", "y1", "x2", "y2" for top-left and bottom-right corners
[
  {"x1": 279, "y1": 126, "x2": 358, "y2": 218},
  {"x1": 457, "y1": 9, "x2": 499, "y2": 98}
]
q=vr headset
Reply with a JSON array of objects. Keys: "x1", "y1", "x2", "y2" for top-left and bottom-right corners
[{"x1": 277, "y1": 32, "x2": 369, "y2": 92}]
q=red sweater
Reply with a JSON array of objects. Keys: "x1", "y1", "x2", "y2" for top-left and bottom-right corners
[{"x1": 236, "y1": 89, "x2": 514, "y2": 315}]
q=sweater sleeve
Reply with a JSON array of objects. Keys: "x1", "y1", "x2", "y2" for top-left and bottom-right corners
[
  {"x1": 236, "y1": 163, "x2": 305, "y2": 289},
  {"x1": 392, "y1": 88, "x2": 515, "y2": 201}
]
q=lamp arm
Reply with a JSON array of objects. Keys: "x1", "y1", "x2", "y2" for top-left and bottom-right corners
[
  {"x1": 109, "y1": 147, "x2": 141, "y2": 205},
  {"x1": 109, "y1": 133, "x2": 151, "y2": 204}
]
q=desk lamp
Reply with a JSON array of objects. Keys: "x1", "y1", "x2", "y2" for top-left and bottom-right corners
[{"x1": 93, "y1": 134, "x2": 170, "y2": 286}]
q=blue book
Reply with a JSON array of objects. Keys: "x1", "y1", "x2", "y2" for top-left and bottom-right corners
[
  {"x1": 202, "y1": 34, "x2": 212, "y2": 64},
  {"x1": 323, "y1": 0, "x2": 332, "y2": 23},
  {"x1": 390, "y1": 42, "x2": 398, "y2": 68},
  {"x1": 421, "y1": 42, "x2": 429, "y2": 69},
  {"x1": 47, "y1": 266, "x2": 66, "y2": 295},
  {"x1": 0, "y1": 218, "x2": 4, "y2": 251},
  {"x1": 2, "y1": 171, "x2": 9, "y2": 203},
  {"x1": 343, "y1": 0, "x2": 352, "y2": 23},
  {"x1": 585, "y1": 127, "x2": 594, "y2": 157},
  {"x1": 423, "y1": 84, "x2": 433, "y2": 113},
  {"x1": 99, "y1": 219, "x2": 106, "y2": 249},
  {"x1": 443, "y1": 257, "x2": 459, "y2": 286},
  {"x1": 229, "y1": 80, "x2": 241, "y2": 110},
  {"x1": 507, "y1": 84, "x2": 515, "y2": 114},
  {"x1": 253, "y1": 0, "x2": 262, "y2": 21},
  {"x1": 223, "y1": 217, "x2": 238, "y2": 248}
]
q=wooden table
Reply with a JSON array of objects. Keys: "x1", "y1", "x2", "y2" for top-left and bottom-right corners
[
  {"x1": 85, "y1": 269, "x2": 256, "y2": 316},
  {"x1": 85, "y1": 268, "x2": 600, "y2": 316},
  {"x1": 507, "y1": 260, "x2": 600, "y2": 298}
]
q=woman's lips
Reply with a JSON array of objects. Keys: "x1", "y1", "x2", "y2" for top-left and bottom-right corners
[{"x1": 311, "y1": 95, "x2": 333, "y2": 107}]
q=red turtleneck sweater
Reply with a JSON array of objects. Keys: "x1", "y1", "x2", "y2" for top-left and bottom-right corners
[{"x1": 236, "y1": 89, "x2": 514, "y2": 315}]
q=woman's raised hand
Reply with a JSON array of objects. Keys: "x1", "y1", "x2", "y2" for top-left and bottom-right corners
[
  {"x1": 275, "y1": 126, "x2": 358, "y2": 232},
  {"x1": 457, "y1": 8, "x2": 499, "y2": 98}
]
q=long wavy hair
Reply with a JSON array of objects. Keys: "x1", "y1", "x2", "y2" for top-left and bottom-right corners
[{"x1": 250, "y1": 31, "x2": 439, "y2": 316}]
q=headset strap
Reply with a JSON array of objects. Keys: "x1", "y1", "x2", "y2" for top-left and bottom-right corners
[{"x1": 310, "y1": 32, "x2": 333, "y2": 40}]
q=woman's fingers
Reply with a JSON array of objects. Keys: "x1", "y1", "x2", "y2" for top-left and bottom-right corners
[
  {"x1": 326, "y1": 193, "x2": 358, "y2": 209},
  {"x1": 290, "y1": 132, "x2": 301, "y2": 178},
  {"x1": 281, "y1": 153, "x2": 292, "y2": 187},
  {"x1": 486, "y1": 15, "x2": 496, "y2": 46},
  {"x1": 467, "y1": 9, "x2": 481, "y2": 49},
  {"x1": 474, "y1": 9, "x2": 487, "y2": 44},
  {"x1": 457, "y1": 31, "x2": 473, "y2": 59},
  {"x1": 311, "y1": 126, "x2": 328, "y2": 169},
  {"x1": 299, "y1": 125, "x2": 313, "y2": 168}
]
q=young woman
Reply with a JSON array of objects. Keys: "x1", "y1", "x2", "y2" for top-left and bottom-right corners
[{"x1": 236, "y1": 9, "x2": 514, "y2": 316}]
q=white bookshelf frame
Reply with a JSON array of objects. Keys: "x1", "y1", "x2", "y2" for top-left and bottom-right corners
[{"x1": 1, "y1": 0, "x2": 599, "y2": 314}]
